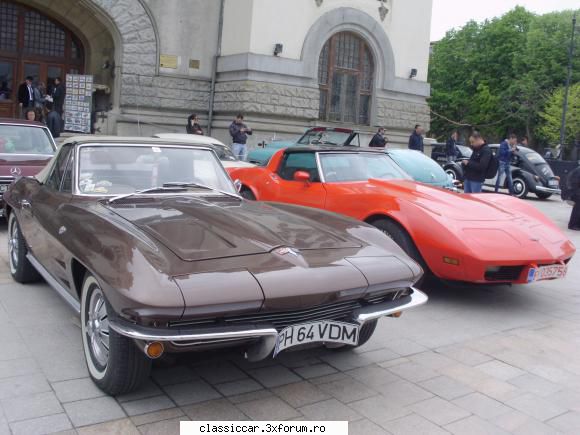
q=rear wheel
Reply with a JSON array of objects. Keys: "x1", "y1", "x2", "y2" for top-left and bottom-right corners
[
  {"x1": 240, "y1": 188, "x2": 256, "y2": 200},
  {"x1": 81, "y1": 273, "x2": 151, "y2": 395},
  {"x1": 445, "y1": 168, "x2": 459, "y2": 181},
  {"x1": 7, "y1": 213, "x2": 41, "y2": 283},
  {"x1": 512, "y1": 177, "x2": 528, "y2": 199}
]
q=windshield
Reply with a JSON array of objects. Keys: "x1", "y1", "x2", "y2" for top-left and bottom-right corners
[
  {"x1": 210, "y1": 144, "x2": 237, "y2": 161},
  {"x1": 389, "y1": 150, "x2": 448, "y2": 184},
  {"x1": 78, "y1": 145, "x2": 236, "y2": 196},
  {"x1": 319, "y1": 152, "x2": 412, "y2": 183},
  {"x1": 297, "y1": 130, "x2": 352, "y2": 146},
  {"x1": 0, "y1": 125, "x2": 55, "y2": 154}
]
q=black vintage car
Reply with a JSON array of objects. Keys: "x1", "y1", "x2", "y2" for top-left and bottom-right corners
[{"x1": 437, "y1": 144, "x2": 561, "y2": 199}]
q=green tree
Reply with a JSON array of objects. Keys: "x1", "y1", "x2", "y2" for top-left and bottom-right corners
[
  {"x1": 537, "y1": 83, "x2": 580, "y2": 149},
  {"x1": 428, "y1": 7, "x2": 579, "y2": 146}
]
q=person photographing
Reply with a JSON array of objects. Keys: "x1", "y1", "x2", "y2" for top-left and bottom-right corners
[{"x1": 229, "y1": 113, "x2": 252, "y2": 160}]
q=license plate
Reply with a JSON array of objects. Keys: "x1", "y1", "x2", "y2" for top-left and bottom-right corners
[
  {"x1": 527, "y1": 264, "x2": 567, "y2": 282},
  {"x1": 0, "y1": 184, "x2": 8, "y2": 192},
  {"x1": 548, "y1": 180, "x2": 559, "y2": 187},
  {"x1": 274, "y1": 321, "x2": 360, "y2": 357}
]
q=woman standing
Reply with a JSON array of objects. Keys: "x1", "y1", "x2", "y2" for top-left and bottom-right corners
[{"x1": 186, "y1": 114, "x2": 203, "y2": 135}]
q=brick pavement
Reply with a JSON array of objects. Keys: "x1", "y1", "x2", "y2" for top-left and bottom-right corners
[{"x1": 0, "y1": 198, "x2": 578, "y2": 434}]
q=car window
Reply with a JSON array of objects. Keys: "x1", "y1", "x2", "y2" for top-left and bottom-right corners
[
  {"x1": 78, "y1": 145, "x2": 236, "y2": 196},
  {"x1": 61, "y1": 153, "x2": 73, "y2": 193},
  {"x1": 0, "y1": 125, "x2": 55, "y2": 154},
  {"x1": 389, "y1": 150, "x2": 447, "y2": 184},
  {"x1": 296, "y1": 130, "x2": 352, "y2": 146},
  {"x1": 278, "y1": 152, "x2": 320, "y2": 182},
  {"x1": 319, "y1": 153, "x2": 411, "y2": 183},
  {"x1": 46, "y1": 145, "x2": 73, "y2": 191}
]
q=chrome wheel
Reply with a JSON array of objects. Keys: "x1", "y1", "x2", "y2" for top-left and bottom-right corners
[
  {"x1": 86, "y1": 287, "x2": 110, "y2": 368},
  {"x1": 445, "y1": 169, "x2": 457, "y2": 180},
  {"x1": 8, "y1": 216, "x2": 19, "y2": 273}
]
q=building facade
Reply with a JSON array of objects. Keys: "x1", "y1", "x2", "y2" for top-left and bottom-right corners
[{"x1": 0, "y1": 0, "x2": 432, "y2": 147}]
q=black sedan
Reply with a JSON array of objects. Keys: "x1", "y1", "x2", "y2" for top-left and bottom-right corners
[{"x1": 439, "y1": 145, "x2": 560, "y2": 199}]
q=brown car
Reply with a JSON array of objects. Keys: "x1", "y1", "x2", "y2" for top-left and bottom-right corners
[
  {"x1": 0, "y1": 118, "x2": 56, "y2": 215},
  {"x1": 3, "y1": 137, "x2": 427, "y2": 395}
]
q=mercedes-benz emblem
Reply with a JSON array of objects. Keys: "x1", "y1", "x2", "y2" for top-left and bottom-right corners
[{"x1": 10, "y1": 167, "x2": 21, "y2": 176}]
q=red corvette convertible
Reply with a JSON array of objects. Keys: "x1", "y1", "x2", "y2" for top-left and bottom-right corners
[{"x1": 230, "y1": 147, "x2": 575, "y2": 285}]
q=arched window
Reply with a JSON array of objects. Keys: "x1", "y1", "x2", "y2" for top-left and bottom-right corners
[{"x1": 318, "y1": 32, "x2": 374, "y2": 125}]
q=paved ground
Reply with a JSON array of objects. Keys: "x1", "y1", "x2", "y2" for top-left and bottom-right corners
[{"x1": 0, "y1": 198, "x2": 578, "y2": 435}]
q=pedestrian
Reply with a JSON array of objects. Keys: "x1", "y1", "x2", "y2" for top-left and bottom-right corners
[
  {"x1": 567, "y1": 166, "x2": 580, "y2": 230},
  {"x1": 445, "y1": 130, "x2": 459, "y2": 162},
  {"x1": 369, "y1": 127, "x2": 388, "y2": 148},
  {"x1": 229, "y1": 113, "x2": 252, "y2": 160},
  {"x1": 52, "y1": 77, "x2": 65, "y2": 116},
  {"x1": 17, "y1": 76, "x2": 35, "y2": 119},
  {"x1": 45, "y1": 102, "x2": 61, "y2": 139},
  {"x1": 520, "y1": 135, "x2": 529, "y2": 147},
  {"x1": 495, "y1": 133, "x2": 518, "y2": 195},
  {"x1": 462, "y1": 132, "x2": 492, "y2": 193},
  {"x1": 186, "y1": 114, "x2": 203, "y2": 135},
  {"x1": 408, "y1": 124, "x2": 424, "y2": 152},
  {"x1": 24, "y1": 108, "x2": 36, "y2": 122}
]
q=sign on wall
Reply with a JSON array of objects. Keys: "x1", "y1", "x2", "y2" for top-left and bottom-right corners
[{"x1": 64, "y1": 74, "x2": 93, "y2": 134}]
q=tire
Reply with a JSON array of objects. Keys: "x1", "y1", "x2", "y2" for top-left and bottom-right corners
[
  {"x1": 535, "y1": 191, "x2": 552, "y2": 200},
  {"x1": 240, "y1": 188, "x2": 256, "y2": 200},
  {"x1": 80, "y1": 273, "x2": 151, "y2": 395},
  {"x1": 7, "y1": 212, "x2": 41, "y2": 283},
  {"x1": 512, "y1": 177, "x2": 529, "y2": 199},
  {"x1": 445, "y1": 168, "x2": 459, "y2": 181},
  {"x1": 328, "y1": 319, "x2": 378, "y2": 350},
  {"x1": 370, "y1": 218, "x2": 430, "y2": 275}
]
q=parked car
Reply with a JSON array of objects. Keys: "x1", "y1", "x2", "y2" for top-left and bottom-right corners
[
  {"x1": 4, "y1": 137, "x2": 427, "y2": 394},
  {"x1": 247, "y1": 127, "x2": 360, "y2": 165},
  {"x1": 430, "y1": 142, "x2": 469, "y2": 165},
  {"x1": 152, "y1": 133, "x2": 255, "y2": 172},
  {"x1": 230, "y1": 147, "x2": 575, "y2": 285},
  {"x1": 441, "y1": 144, "x2": 561, "y2": 199},
  {"x1": 0, "y1": 118, "x2": 57, "y2": 215},
  {"x1": 387, "y1": 149, "x2": 455, "y2": 190}
]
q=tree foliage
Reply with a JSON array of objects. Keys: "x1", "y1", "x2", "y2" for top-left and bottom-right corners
[
  {"x1": 429, "y1": 7, "x2": 579, "y2": 148},
  {"x1": 537, "y1": 83, "x2": 580, "y2": 145}
]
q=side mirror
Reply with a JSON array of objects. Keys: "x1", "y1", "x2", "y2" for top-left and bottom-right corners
[
  {"x1": 293, "y1": 170, "x2": 311, "y2": 183},
  {"x1": 233, "y1": 179, "x2": 242, "y2": 192}
]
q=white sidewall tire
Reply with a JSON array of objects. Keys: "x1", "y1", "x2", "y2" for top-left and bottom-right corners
[
  {"x1": 81, "y1": 275, "x2": 107, "y2": 381},
  {"x1": 8, "y1": 213, "x2": 18, "y2": 275}
]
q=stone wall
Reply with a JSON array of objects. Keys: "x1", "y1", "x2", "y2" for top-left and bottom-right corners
[
  {"x1": 376, "y1": 97, "x2": 431, "y2": 132},
  {"x1": 213, "y1": 81, "x2": 320, "y2": 120}
]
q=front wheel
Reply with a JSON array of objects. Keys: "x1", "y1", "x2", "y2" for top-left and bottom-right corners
[
  {"x1": 7, "y1": 212, "x2": 41, "y2": 283},
  {"x1": 512, "y1": 177, "x2": 529, "y2": 199},
  {"x1": 240, "y1": 188, "x2": 256, "y2": 200},
  {"x1": 81, "y1": 273, "x2": 151, "y2": 395},
  {"x1": 445, "y1": 168, "x2": 459, "y2": 181}
]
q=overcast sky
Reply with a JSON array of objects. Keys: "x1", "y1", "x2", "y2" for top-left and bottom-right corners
[{"x1": 431, "y1": 0, "x2": 578, "y2": 41}]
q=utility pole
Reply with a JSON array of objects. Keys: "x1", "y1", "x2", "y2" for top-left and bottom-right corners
[{"x1": 559, "y1": 12, "x2": 576, "y2": 158}]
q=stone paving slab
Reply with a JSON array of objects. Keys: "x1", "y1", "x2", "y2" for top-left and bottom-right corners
[{"x1": 0, "y1": 199, "x2": 578, "y2": 434}]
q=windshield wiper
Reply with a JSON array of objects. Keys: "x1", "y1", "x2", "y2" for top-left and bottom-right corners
[
  {"x1": 162, "y1": 182, "x2": 242, "y2": 199},
  {"x1": 107, "y1": 186, "x2": 187, "y2": 204}
]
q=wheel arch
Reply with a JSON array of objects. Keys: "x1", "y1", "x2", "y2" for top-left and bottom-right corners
[{"x1": 240, "y1": 184, "x2": 259, "y2": 200}]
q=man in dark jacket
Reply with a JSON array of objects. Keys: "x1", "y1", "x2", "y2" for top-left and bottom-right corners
[
  {"x1": 52, "y1": 77, "x2": 65, "y2": 116},
  {"x1": 17, "y1": 76, "x2": 35, "y2": 118},
  {"x1": 567, "y1": 166, "x2": 580, "y2": 230},
  {"x1": 45, "y1": 102, "x2": 60, "y2": 139},
  {"x1": 229, "y1": 113, "x2": 252, "y2": 160},
  {"x1": 369, "y1": 127, "x2": 388, "y2": 148},
  {"x1": 408, "y1": 124, "x2": 424, "y2": 152},
  {"x1": 445, "y1": 131, "x2": 459, "y2": 162},
  {"x1": 462, "y1": 132, "x2": 491, "y2": 193},
  {"x1": 494, "y1": 133, "x2": 517, "y2": 194}
]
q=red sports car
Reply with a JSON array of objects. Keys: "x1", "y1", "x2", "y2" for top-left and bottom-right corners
[{"x1": 230, "y1": 147, "x2": 575, "y2": 285}]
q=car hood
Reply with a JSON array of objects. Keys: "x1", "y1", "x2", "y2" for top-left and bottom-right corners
[
  {"x1": 368, "y1": 179, "x2": 517, "y2": 221},
  {"x1": 106, "y1": 196, "x2": 362, "y2": 261},
  {"x1": 0, "y1": 154, "x2": 53, "y2": 177}
]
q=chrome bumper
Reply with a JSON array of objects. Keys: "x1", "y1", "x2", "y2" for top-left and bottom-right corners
[
  {"x1": 535, "y1": 185, "x2": 561, "y2": 194},
  {"x1": 109, "y1": 287, "x2": 428, "y2": 361}
]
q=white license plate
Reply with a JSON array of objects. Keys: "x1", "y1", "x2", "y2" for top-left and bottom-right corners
[
  {"x1": 274, "y1": 321, "x2": 360, "y2": 357},
  {"x1": 527, "y1": 264, "x2": 567, "y2": 282},
  {"x1": 0, "y1": 185, "x2": 8, "y2": 192},
  {"x1": 548, "y1": 180, "x2": 559, "y2": 187}
]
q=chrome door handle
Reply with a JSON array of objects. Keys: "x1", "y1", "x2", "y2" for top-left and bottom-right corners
[{"x1": 21, "y1": 199, "x2": 31, "y2": 209}]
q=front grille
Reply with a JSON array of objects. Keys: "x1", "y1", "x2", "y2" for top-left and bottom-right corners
[
  {"x1": 170, "y1": 291, "x2": 405, "y2": 331},
  {"x1": 485, "y1": 266, "x2": 524, "y2": 281}
]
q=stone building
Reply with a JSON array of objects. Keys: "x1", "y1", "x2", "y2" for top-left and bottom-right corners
[{"x1": 0, "y1": 0, "x2": 432, "y2": 147}]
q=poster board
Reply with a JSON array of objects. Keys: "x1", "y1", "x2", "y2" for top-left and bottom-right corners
[{"x1": 64, "y1": 74, "x2": 93, "y2": 134}]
